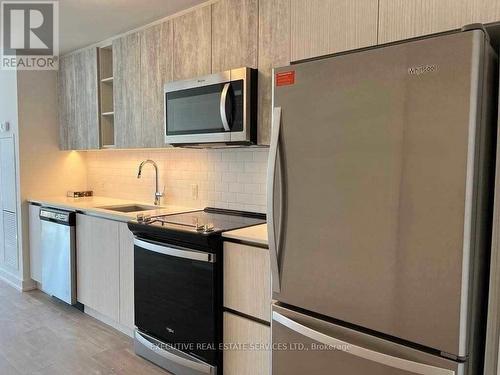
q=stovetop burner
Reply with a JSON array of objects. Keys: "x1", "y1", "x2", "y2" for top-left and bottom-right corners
[{"x1": 135, "y1": 207, "x2": 266, "y2": 234}]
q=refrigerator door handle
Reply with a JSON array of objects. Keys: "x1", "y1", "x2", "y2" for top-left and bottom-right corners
[
  {"x1": 272, "y1": 312, "x2": 455, "y2": 375},
  {"x1": 267, "y1": 107, "x2": 282, "y2": 293}
]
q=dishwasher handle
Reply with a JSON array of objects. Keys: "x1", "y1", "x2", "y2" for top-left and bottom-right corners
[{"x1": 40, "y1": 208, "x2": 76, "y2": 226}]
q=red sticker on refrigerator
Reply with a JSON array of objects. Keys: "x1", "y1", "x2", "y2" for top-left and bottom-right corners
[{"x1": 276, "y1": 71, "x2": 295, "y2": 86}]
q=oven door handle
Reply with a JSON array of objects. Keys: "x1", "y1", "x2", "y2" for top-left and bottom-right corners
[
  {"x1": 135, "y1": 330, "x2": 215, "y2": 374},
  {"x1": 134, "y1": 238, "x2": 216, "y2": 263}
]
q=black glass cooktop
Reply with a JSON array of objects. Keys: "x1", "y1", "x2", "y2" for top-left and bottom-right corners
[{"x1": 140, "y1": 207, "x2": 266, "y2": 234}]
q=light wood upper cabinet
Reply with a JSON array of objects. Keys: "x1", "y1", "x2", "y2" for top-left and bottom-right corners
[
  {"x1": 290, "y1": 0, "x2": 379, "y2": 61},
  {"x1": 173, "y1": 6, "x2": 212, "y2": 81},
  {"x1": 58, "y1": 48, "x2": 99, "y2": 150},
  {"x1": 57, "y1": 54, "x2": 73, "y2": 150},
  {"x1": 75, "y1": 47, "x2": 100, "y2": 149},
  {"x1": 76, "y1": 214, "x2": 120, "y2": 322},
  {"x1": 140, "y1": 22, "x2": 173, "y2": 148},
  {"x1": 378, "y1": 0, "x2": 500, "y2": 43},
  {"x1": 258, "y1": 0, "x2": 290, "y2": 145},
  {"x1": 113, "y1": 32, "x2": 142, "y2": 148},
  {"x1": 212, "y1": 0, "x2": 258, "y2": 72}
]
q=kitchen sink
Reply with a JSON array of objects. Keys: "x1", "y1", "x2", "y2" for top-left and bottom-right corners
[{"x1": 97, "y1": 204, "x2": 158, "y2": 213}]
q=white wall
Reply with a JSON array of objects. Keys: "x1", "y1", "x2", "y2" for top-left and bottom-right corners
[
  {"x1": 17, "y1": 71, "x2": 88, "y2": 197},
  {"x1": 14, "y1": 71, "x2": 87, "y2": 288}
]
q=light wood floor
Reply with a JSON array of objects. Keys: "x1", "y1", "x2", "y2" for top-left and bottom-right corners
[{"x1": 0, "y1": 280, "x2": 170, "y2": 374}]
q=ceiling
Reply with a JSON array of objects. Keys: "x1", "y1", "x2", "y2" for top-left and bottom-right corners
[{"x1": 59, "y1": 0, "x2": 207, "y2": 54}]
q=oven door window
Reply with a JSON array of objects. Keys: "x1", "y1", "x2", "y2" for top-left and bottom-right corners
[
  {"x1": 166, "y1": 80, "x2": 244, "y2": 135},
  {"x1": 134, "y1": 245, "x2": 218, "y2": 365}
]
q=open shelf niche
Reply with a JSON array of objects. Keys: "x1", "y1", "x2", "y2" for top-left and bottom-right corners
[{"x1": 98, "y1": 45, "x2": 115, "y2": 148}]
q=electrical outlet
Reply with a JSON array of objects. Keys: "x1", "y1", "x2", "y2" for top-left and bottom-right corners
[{"x1": 191, "y1": 184, "x2": 198, "y2": 200}]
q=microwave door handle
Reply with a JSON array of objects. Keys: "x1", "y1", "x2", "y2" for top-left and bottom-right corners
[
  {"x1": 272, "y1": 312, "x2": 455, "y2": 375},
  {"x1": 268, "y1": 107, "x2": 282, "y2": 292},
  {"x1": 220, "y1": 83, "x2": 231, "y2": 131}
]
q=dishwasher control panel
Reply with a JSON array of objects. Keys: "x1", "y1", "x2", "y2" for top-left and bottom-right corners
[{"x1": 40, "y1": 208, "x2": 75, "y2": 225}]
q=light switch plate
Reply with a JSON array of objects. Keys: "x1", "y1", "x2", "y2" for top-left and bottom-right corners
[{"x1": 0, "y1": 122, "x2": 9, "y2": 132}]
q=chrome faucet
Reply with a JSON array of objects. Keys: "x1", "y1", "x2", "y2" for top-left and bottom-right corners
[{"x1": 137, "y1": 160, "x2": 164, "y2": 206}]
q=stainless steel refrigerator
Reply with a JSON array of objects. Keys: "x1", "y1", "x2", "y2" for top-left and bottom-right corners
[{"x1": 267, "y1": 26, "x2": 497, "y2": 375}]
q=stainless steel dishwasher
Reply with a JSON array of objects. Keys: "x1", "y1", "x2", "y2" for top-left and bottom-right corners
[{"x1": 40, "y1": 207, "x2": 76, "y2": 305}]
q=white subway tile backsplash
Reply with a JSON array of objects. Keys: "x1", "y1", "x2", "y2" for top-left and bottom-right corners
[
  {"x1": 86, "y1": 148, "x2": 269, "y2": 213},
  {"x1": 228, "y1": 182, "x2": 244, "y2": 193},
  {"x1": 244, "y1": 183, "x2": 261, "y2": 194},
  {"x1": 236, "y1": 193, "x2": 253, "y2": 204},
  {"x1": 222, "y1": 192, "x2": 237, "y2": 203}
]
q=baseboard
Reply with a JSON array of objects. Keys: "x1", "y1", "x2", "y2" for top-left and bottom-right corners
[
  {"x1": 0, "y1": 268, "x2": 35, "y2": 291},
  {"x1": 84, "y1": 306, "x2": 134, "y2": 338},
  {"x1": 21, "y1": 278, "x2": 37, "y2": 291}
]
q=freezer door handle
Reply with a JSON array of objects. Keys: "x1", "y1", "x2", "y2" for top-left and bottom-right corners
[
  {"x1": 267, "y1": 107, "x2": 282, "y2": 292},
  {"x1": 272, "y1": 312, "x2": 455, "y2": 375}
]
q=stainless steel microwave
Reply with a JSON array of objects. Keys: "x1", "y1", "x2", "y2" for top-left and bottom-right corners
[{"x1": 164, "y1": 67, "x2": 257, "y2": 146}]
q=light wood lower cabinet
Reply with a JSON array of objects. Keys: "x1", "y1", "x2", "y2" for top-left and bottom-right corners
[
  {"x1": 29, "y1": 204, "x2": 42, "y2": 283},
  {"x1": 76, "y1": 214, "x2": 120, "y2": 321},
  {"x1": 119, "y1": 222, "x2": 135, "y2": 330},
  {"x1": 76, "y1": 214, "x2": 135, "y2": 331},
  {"x1": 223, "y1": 240, "x2": 271, "y2": 374},
  {"x1": 223, "y1": 312, "x2": 271, "y2": 375},
  {"x1": 224, "y1": 241, "x2": 271, "y2": 322}
]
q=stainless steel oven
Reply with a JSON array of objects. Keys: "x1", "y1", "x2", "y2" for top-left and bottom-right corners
[
  {"x1": 164, "y1": 67, "x2": 257, "y2": 146},
  {"x1": 133, "y1": 237, "x2": 221, "y2": 375}
]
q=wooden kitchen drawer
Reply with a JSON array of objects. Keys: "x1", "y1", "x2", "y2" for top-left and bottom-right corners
[
  {"x1": 223, "y1": 311, "x2": 271, "y2": 375},
  {"x1": 223, "y1": 241, "x2": 271, "y2": 322}
]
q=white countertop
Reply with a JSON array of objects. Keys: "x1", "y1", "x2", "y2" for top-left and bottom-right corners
[
  {"x1": 222, "y1": 224, "x2": 268, "y2": 247},
  {"x1": 29, "y1": 196, "x2": 268, "y2": 244},
  {"x1": 28, "y1": 196, "x2": 197, "y2": 222}
]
